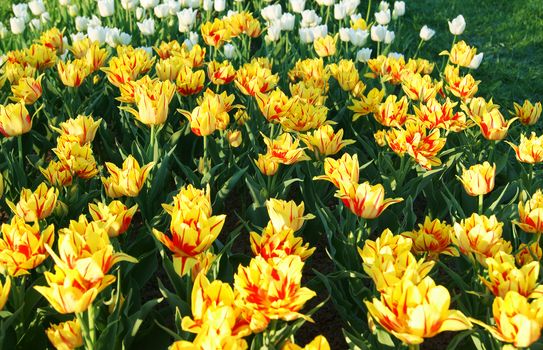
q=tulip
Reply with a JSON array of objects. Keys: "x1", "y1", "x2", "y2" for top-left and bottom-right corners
[
  {"x1": 370, "y1": 24, "x2": 387, "y2": 42},
  {"x1": 477, "y1": 108, "x2": 516, "y2": 141},
  {"x1": 53, "y1": 137, "x2": 99, "y2": 179},
  {"x1": 0, "y1": 277, "x2": 10, "y2": 311},
  {"x1": 366, "y1": 276, "x2": 472, "y2": 345},
  {"x1": 516, "y1": 242, "x2": 542, "y2": 266},
  {"x1": 356, "y1": 48, "x2": 372, "y2": 63},
  {"x1": 97, "y1": 0, "x2": 114, "y2": 17},
  {"x1": 299, "y1": 125, "x2": 355, "y2": 157},
  {"x1": 471, "y1": 291, "x2": 543, "y2": 348},
  {"x1": 280, "y1": 13, "x2": 295, "y2": 31},
  {"x1": 440, "y1": 41, "x2": 476, "y2": 67},
  {"x1": 514, "y1": 100, "x2": 542, "y2": 125},
  {"x1": 53, "y1": 115, "x2": 102, "y2": 145},
  {"x1": 7, "y1": 182, "x2": 58, "y2": 222},
  {"x1": 46, "y1": 319, "x2": 83, "y2": 350},
  {"x1": 283, "y1": 336, "x2": 330, "y2": 350},
  {"x1": 313, "y1": 34, "x2": 337, "y2": 57},
  {"x1": 175, "y1": 66, "x2": 205, "y2": 96},
  {"x1": 10, "y1": 17, "x2": 25, "y2": 35},
  {"x1": 250, "y1": 222, "x2": 315, "y2": 261},
  {"x1": 255, "y1": 153, "x2": 280, "y2": 176},
  {"x1": 374, "y1": 9, "x2": 391, "y2": 25},
  {"x1": 266, "y1": 199, "x2": 315, "y2": 232},
  {"x1": 11, "y1": 74, "x2": 43, "y2": 105},
  {"x1": 314, "y1": 153, "x2": 360, "y2": 190},
  {"x1": 448, "y1": 14, "x2": 466, "y2": 35},
  {"x1": 223, "y1": 43, "x2": 235, "y2": 59},
  {"x1": 89, "y1": 201, "x2": 138, "y2": 237},
  {"x1": 0, "y1": 100, "x2": 32, "y2": 137},
  {"x1": 507, "y1": 132, "x2": 543, "y2": 164},
  {"x1": 177, "y1": 8, "x2": 197, "y2": 33},
  {"x1": 207, "y1": 60, "x2": 236, "y2": 85},
  {"x1": 234, "y1": 60, "x2": 279, "y2": 96},
  {"x1": 337, "y1": 181, "x2": 403, "y2": 219},
  {"x1": 123, "y1": 80, "x2": 176, "y2": 125},
  {"x1": 419, "y1": 25, "x2": 435, "y2": 41},
  {"x1": 200, "y1": 19, "x2": 231, "y2": 47},
  {"x1": 101, "y1": 156, "x2": 154, "y2": 198},
  {"x1": 40, "y1": 161, "x2": 73, "y2": 187},
  {"x1": 57, "y1": 59, "x2": 91, "y2": 87},
  {"x1": 515, "y1": 190, "x2": 543, "y2": 234},
  {"x1": 28, "y1": 0, "x2": 45, "y2": 15},
  {"x1": 234, "y1": 256, "x2": 316, "y2": 332},
  {"x1": 402, "y1": 217, "x2": 458, "y2": 259},
  {"x1": 393, "y1": 1, "x2": 405, "y2": 18},
  {"x1": 458, "y1": 162, "x2": 496, "y2": 196},
  {"x1": 468, "y1": 52, "x2": 484, "y2": 69},
  {"x1": 137, "y1": 18, "x2": 155, "y2": 36},
  {"x1": 444, "y1": 65, "x2": 479, "y2": 101},
  {"x1": 349, "y1": 88, "x2": 386, "y2": 121},
  {"x1": 374, "y1": 95, "x2": 409, "y2": 127},
  {"x1": 453, "y1": 213, "x2": 511, "y2": 266},
  {"x1": 402, "y1": 74, "x2": 443, "y2": 104},
  {"x1": 262, "y1": 133, "x2": 309, "y2": 165}
]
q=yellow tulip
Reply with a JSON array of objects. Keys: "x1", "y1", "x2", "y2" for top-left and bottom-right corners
[
  {"x1": 290, "y1": 81, "x2": 327, "y2": 106},
  {"x1": 266, "y1": 198, "x2": 315, "y2": 232},
  {"x1": 329, "y1": 59, "x2": 360, "y2": 92},
  {"x1": 39, "y1": 27, "x2": 64, "y2": 54},
  {"x1": 88, "y1": 201, "x2": 138, "y2": 237},
  {"x1": 162, "y1": 184, "x2": 212, "y2": 217},
  {"x1": 444, "y1": 65, "x2": 479, "y2": 101},
  {"x1": 336, "y1": 181, "x2": 403, "y2": 219},
  {"x1": 412, "y1": 98, "x2": 468, "y2": 132},
  {"x1": 262, "y1": 133, "x2": 309, "y2": 165},
  {"x1": 457, "y1": 162, "x2": 496, "y2": 196},
  {"x1": 6, "y1": 182, "x2": 58, "y2": 222},
  {"x1": 227, "y1": 130, "x2": 242, "y2": 148},
  {"x1": 453, "y1": 213, "x2": 511, "y2": 266},
  {"x1": 477, "y1": 108, "x2": 516, "y2": 141},
  {"x1": 471, "y1": 291, "x2": 543, "y2": 348},
  {"x1": 46, "y1": 319, "x2": 83, "y2": 350},
  {"x1": 0, "y1": 100, "x2": 32, "y2": 137},
  {"x1": 401, "y1": 72, "x2": 442, "y2": 103},
  {"x1": 207, "y1": 60, "x2": 236, "y2": 85},
  {"x1": 53, "y1": 137, "x2": 99, "y2": 179},
  {"x1": 514, "y1": 100, "x2": 542, "y2": 125},
  {"x1": 481, "y1": 251, "x2": 543, "y2": 298},
  {"x1": 201, "y1": 19, "x2": 232, "y2": 47},
  {"x1": 365, "y1": 276, "x2": 472, "y2": 345},
  {"x1": 402, "y1": 217, "x2": 459, "y2": 259},
  {"x1": 155, "y1": 56, "x2": 184, "y2": 82},
  {"x1": 439, "y1": 41, "x2": 477, "y2": 67},
  {"x1": 85, "y1": 41, "x2": 109, "y2": 72},
  {"x1": 255, "y1": 88, "x2": 294, "y2": 123},
  {"x1": 515, "y1": 242, "x2": 542, "y2": 266},
  {"x1": 313, "y1": 35, "x2": 337, "y2": 57},
  {"x1": 374, "y1": 95, "x2": 409, "y2": 127},
  {"x1": 279, "y1": 99, "x2": 328, "y2": 132},
  {"x1": 254, "y1": 153, "x2": 280, "y2": 176},
  {"x1": 25, "y1": 44, "x2": 58, "y2": 70},
  {"x1": 101, "y1": 155, "x2": 154, "y2": 198},
  {"x1": 179, "y1": 89, "x2": 235, "y2": 136},
  {"x1": 0, "y1": 277, "x2": 10, "y2": 311},
  {"x1": 314, "y1": 153, "x2": 360, "y2": 191},
  {"x1": 250, "y1": 223, "x2": 315, "y2": 261},
  {"x1": 122, "y1": 79, "x2": 176, "y2": 125},
  {"x1": 282, "y1": 335, "x2": 330, "y2": 350},
  {"x1": 0, "y1": 217, "x2": 54, "y2": 276},
  {"x1": 154, "y1": 40, "x2": 182, "y2": 59},
  {"x1": 289, "y1": 58, "x2": 329, "y2": 93},
  {"x1": 234, "y1": 256, "x2": 316, "y2": 333},
  {"x1": 235, "y1": 59, "x2": 279, "y2": 96},
  {"x1": 515, "y1": 189, "x2": 543, "y2": 234},
  {"x1": 57, "y1": 59, "x2": 91, "y2": 87},
  {"x1": 10, "y1": 74, "x2": 43, "y2": 105},
  {"x1": 53, "y1": 115, "x2": 102, "y2": 145},
  {"x1": 506, "y1": 132, "x2": 543, "y2": 164},
  {"x1": 176, "y1": 66, "x2": 205, "y2": 96}
]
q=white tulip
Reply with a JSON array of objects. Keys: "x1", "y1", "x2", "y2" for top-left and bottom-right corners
[
  {"x1": 98, "y1": 0, "x2": 114, "y2": 17},
  {"x1": 40, "y1": 11, "x2": 50, "y2": 23},
  {"x1": 0, "y1": 23, "x2": 8, "y2": 39},
  {"x1": 448, "y1": 14, "x2": 465, "y2": 35},
  {"x1": 188, "y1": 31, "x2": 199, "y2": 44},
  {"x1": 139, "y1": 46, "x2": 153, "y2": 55},
  {"x1": 374, "y1": 9, "x2": 390, "y2": 25},
  {"x1": 339, "y1": 27, "x2": 350, "y2": 42},
  {"x1": 58, "y1": 0, "x2": 70, "y2": 6},
  {"x1": 419, "y1": 25, "x2": 435, "y2": 41},
  {"x1": 177, "y1": 8, "x2": 197, "y2": 32},
  {"x1": 261, "y1": 4, "x2": 282, "y2": 22},
  {"x1": 214, "y1": 0, "x2": 225, "y2": 12},
  {"x1": 88, "y1": 25, "x2": 107, "y2": 43},
  {"x1": 343, "y1": 0, "x2": 359, "y2": 15},
  {"x1": 334, "y1": 3, "x2": 347, "y2": 20},
  {"x1": 312, "y1": 24, "x2": 327, "y2": 39},
  {"x1": 166, "y1": 0, "x2": 180, "y2": 15},
  {"x1": 13, "y1": 4, "x2": 29, "y2": 19},
  {"x1": 28, "y1": 0, "x2": 46, "y2": 16},
  {"x1": 75, "y1": 16, "x2": 89, "y2": 31},
  {"x1": 71, "y1": 32, "x2": 87, "y2": 44},
  {"x1": 202, "y1": 0, "x2": 213, "y2": 11},
  {"x1": 356, "y1": 48, "x2": 372, "y2": 62},
  {"x1": 370, "y1": 24, "x2": 386, "y2": 42},
  {"x1": 468, "y1": 52, "x2": 483, "y2": 69},
  {"x1": 280, "y1": 13, "x2": 295, "y2": 31},
  {"x1": 154, "y1": 4, "x2": 170, "y2": 18},
  {"x1": 68, "y1": 4, "x2": 79, "y2": 16},
  {"x1": 349, "y1": 28, "x2": 368, "y2": 46},
  {"x1": 119, "y1": 32, "x2": 132, "y2": 45},
  {"x1": 105, "y1": 27, "x2": 121, "y2": 47},
  {"x1": 88, "y1": 15, "x2": 102, "y2": 28},
  {"x1": 140, "y1": 0, "x2": 159, "y2": 10},
  {"x1": 384, "y1": 30, "x2": 395, "y2": 44},
  {"x1": 388, "y1": 52, "x2": 403, "y2": 59},
  {"x1": 121, "y1": 0, "x2": 139, "y2": 10},
  {"x1": 265, "y1": 23, "x2": 281, "y2": 43},
  {"x1": 301, "y1": 9, "x2": 321, "y2": 27},
  {"x1": 350, "y1": 13, "x2": 361, "y2": 22},
  {"x1": 392, "y1": 1, "x2": 405, "y2": 18},
  {"x1": 223, "y1": 43, "x2": 235, "y2": 59},
  {"x1": 29, "y1": 18, "x2": 41, "y2": 31},
  {"x1": 186, "y1": 0, "x2": 200, "y2": 8},
  {"x1": 10, "y1": 17, "x2": 25, "y2": 34},
  {"x1": 136, "y1": 7, "x2": 144, "y2": 20},
  {"x1": 317, "y1": 0, "x2": 335, "y2": 7},
  {"x1": 289, "y1": 0, "x2": 305, "y2": 13},
  {"x1": 378, "y1": 1, "x2": 389, "y2": 10},
  {"x1": 299, "y1": 27, "x2": 314, "y2": 43},
  {"x1": 137, "y1": 18, "x2": 155, "y2": 36}
]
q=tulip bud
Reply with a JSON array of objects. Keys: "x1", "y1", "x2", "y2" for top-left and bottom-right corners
[
  {"x1": 419, "y1": 25, "x2": 435, "y2": 41},
  {"x1": 448, "y1": 14, "x2": 466, "y2": 35},
  {"x1": 458, "y1": 162, "x2": 496, "y2": 196}
]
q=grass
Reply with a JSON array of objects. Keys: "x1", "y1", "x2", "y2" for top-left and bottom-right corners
[{"x1": 407, "y1": 0, "x2": 543, "y2": 104}]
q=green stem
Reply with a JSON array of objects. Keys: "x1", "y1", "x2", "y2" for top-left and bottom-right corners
[
  {"x1": 17, "y1": 135, "x2": 23, "y2": 174},
  {"x1": 478, "y1": 194, "x2": 484, "y2": 215},
  {"x1": 88, "y1": 303, "x2": 96, "y2": 346},
  {"x1": 408, "y1": 344, "x2": 420, "y2": 350},
  {"x1": 413, "y1": 40, "x2": 424, "y2": 59},
  {"x1": 365, "y1": 0, "x2": 373, "y2": 23}
]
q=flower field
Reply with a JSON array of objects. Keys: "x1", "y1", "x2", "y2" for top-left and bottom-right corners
[{"x1": 0, "y1": 0, "x2": 542, "y2": 348}]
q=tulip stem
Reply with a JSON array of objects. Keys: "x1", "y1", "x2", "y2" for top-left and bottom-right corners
[
  {"x1": 478, "y1": 194, "x2": 484, "y2": 214},
  {"x1": 88, "y1": 303, "x2": 96, "y2": 346},
  {"x1": 408, "y1": 345, "x2": 420, "y2": 350},
  {"x1": 365, "y1": 0, "x2": 372, "y2": 23}
]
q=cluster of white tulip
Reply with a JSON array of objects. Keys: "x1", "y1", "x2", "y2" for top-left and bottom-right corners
[
  {"x1": 369, "y1": 1, "x2": 404, "y2": 44},
  {"x1": 70, "y1": 14, "x2": 132, "y2": 48},
  {"x1": 4, "y1": 1, "x2": 50, "y2": 36}
]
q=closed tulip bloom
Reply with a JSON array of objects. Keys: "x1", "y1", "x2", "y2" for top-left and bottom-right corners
[
  {"x1": 7, "y1": 182, "x2": 58, "y2": 222},
  {"x1": 262, "y1": 132, "x2": 309, "y2": 165},
  {"x1": 337, "y1": 181, "x2": 403, "y2": 219},
  {"x1": 250, "y1": 222, "x2": 315, "y2": 261},
  {"x1": 360, "y1": 229, "x2": 412, "y2": 265},
  {"x1": 329, "y1": 59, "x2": 360, "y2": 91},
  {"x1": 419, "y1": 25, "x2": 435, "y2": 41},
  {"x1": 234, "y1": 255, "x2": 316, "y2": 332},
  {"x1": 444, "y1": 65, "x2": 479, "y2": 101},
  {"x1": 515, "y1": 190, "x2": 543, "y2": 234},
  {"x1": 57, "y1": 59, "x2": 91, "y2": 87},
  {"x1": 255, "y1": 88, "x2": 294, "y2": 123},
  {"x1": 401, "y1": 73, "x2": 442, "y2": 103},
  {"x1": 88, "y1": 201, "x2": 138, "y2": 237},
  {"x1": 97, "y1": 0, "x2": 114, "y2": 17},
  {"x1": 175, "y1": 66, "x2": 205, "y2": 96},
  {"x1": 516, "y1": 242, "x2": 543, "y2": 266},
  {"x1": 507, "y1": 132, "x2": 543, "y2": 164},
  {"x1": 481, "y1": 251, "x2": 543, "y2": 298},
  {"x1": 207, "y1": 60, "x2": 236, "y2": 85},
  {"x1": 0, "y1": 100, "x2": 32, "y2": 137},
  {"x1": 0, "y1": 277, "x2": 10, "y2": 311},
  {"x1": 255, "y1": 153, "x2": 280, "y2": 176},
  {"x1": 101, "y1": 155, "x2": 154, "y2": 198},
  {"x1": 123, "y1": 80, "x2": 176, "y2": 125},
  {"x1": 53, "y1": 115, "x2": 102, "y2": 145},
  {"x1": 0, "y1": 217, "x2": 54, "y2": 276},
  {"x1": 227, "y1": 130, "x2": 242, "y2": 147},
  {"x1": 201, "y1": 19, "x2": 231, "y2": 47},
  {"x1": 440, "y1": 41, "x2": 476, "y2": 67},
  {"x1": 514, "y1": 100, "x2": 542, "y2": 125},
  {"x1": 477, "y1": 108, "x2": 516, "y2": 141},
  {"x1": 283, "y1": 335, "x2": 330, "y2": 350},
  {"x1": 313, "y1": 35, "x2": 337, "y2": 57},
  {"x1": 46, "y1": 320, "x2": 83, "y2": 350},
  {"x1": 453, "y1": 213, "x2": 511, "y2": 266},
  {"x1": 299, "y1": 125, "x2": 355, "y2": 157},
  {"x1": 155, "y1": 56, "x2": 183, "y2": 81},
  {"x1": 266, "y1": 199, "x2": 315, "y2": 232},
  {"x1": 11, "y1": 74, "x2": 43, "y2": 104},
  {"x1": 53, "y1": 137, "x2": 99, "y2": 179},
  {"x1": 374, "y1": 94, "x2": 409, "y2": 127},
  {"x1": 314, "y1": 153, "x2": 360, "y2": 191},
  {"x1": 137, "y1": 18, "x2": 155, "y2": 36},
  {"x1": 365, "y1": 276, "x2": 472, "y2": 345},
  {"x1": 468, "y1": 52, "x2": 484, "y2": 69},
  {"x1": 471, "y1": 291, "x2": 543, "y2": 348},
  {"x1": 448, "y1": 14, "x2": 466, "y2": 35},
  {"x1": 458, "y1": 162, "x2": 495, "y2": 196},
  {"x1": 402, "y1": 217, "x2": 458, "y2": 259}
]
